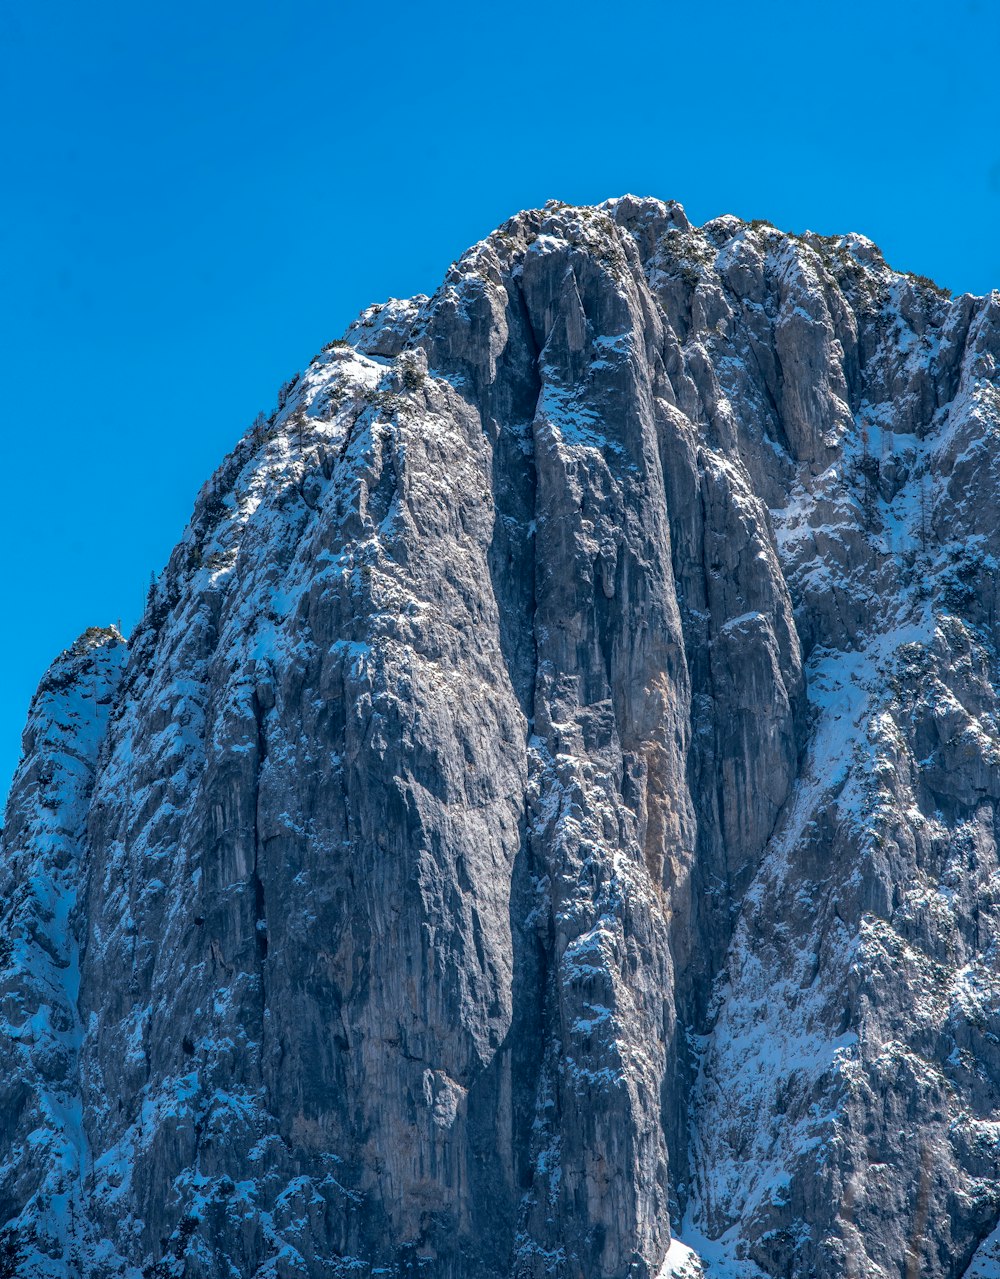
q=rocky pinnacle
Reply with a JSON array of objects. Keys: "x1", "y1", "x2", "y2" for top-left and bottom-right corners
[{"x1": 2, "y1": 198, "x2": 1000, "y2": 1279}]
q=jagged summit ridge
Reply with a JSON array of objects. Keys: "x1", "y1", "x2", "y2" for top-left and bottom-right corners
[{"x1": 2, "y1": 197, "x2": 999, "y2": 1279}]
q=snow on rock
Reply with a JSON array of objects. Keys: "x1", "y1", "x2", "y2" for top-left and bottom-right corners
[
  {"x1": 659, "y1": 1235, "x2": 707, "y2": 1278},
  {"x1": 967, "y1": 1220, "x2": 1000, "y2": 1277},
  {"x1": 0, "y1": 626, "x2": 126, "y2": 1276},
  {"x1": 0, "y1": 199, "x2": 999, "y2": 1279}
]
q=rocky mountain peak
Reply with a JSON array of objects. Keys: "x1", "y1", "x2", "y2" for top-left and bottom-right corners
[{"x1": 1, "y1": 198, "x2": 999, "y2": 1279}]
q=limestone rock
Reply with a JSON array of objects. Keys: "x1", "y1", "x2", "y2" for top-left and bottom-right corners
[{"x1": 1, "y1": 198, "x2": 999, "y2": 1279}]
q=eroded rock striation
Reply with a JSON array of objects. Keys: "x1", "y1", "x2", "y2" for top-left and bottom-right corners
[{"x1": 2, "y1": 197, "x2": 1000, "y2": 1279}]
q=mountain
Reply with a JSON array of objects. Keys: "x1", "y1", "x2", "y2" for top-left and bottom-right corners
[{"x1": 2, "y1": 196, "x2": 1000, "y2": 1279}]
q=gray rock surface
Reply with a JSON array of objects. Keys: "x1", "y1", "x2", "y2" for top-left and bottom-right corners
[{"x1": 1, "y1": 197, "x2": 999, "y2": 1279}]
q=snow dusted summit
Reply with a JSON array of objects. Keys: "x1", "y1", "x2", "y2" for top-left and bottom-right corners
[{"x1": 2, "y1": 197, "x2": 1000, "y2": 1279}]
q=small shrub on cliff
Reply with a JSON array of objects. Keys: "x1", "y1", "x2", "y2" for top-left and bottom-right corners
[{"x1": 0, "y1": 1228, "x2": 26, "y2": 1279}]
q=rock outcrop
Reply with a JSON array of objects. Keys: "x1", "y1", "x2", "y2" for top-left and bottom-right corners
[{"x1": 1, "y1": 197, "x2": 999, "y2": 1279}]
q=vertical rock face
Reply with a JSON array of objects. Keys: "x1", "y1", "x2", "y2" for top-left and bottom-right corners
[
  {"x1": 0, "y1": 628, "x2": 126, "y2": 1276},
  {"x1": 0, "y1": 197, "x2": 998, "y2": 1279}
]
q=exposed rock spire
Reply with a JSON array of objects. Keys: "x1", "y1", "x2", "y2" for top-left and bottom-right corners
[{"x1": 1, "y1": 198, "x2": 999, "y2": 1279}]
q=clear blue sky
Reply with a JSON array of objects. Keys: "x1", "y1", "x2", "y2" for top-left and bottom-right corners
[{"x1": 1, "y1": 0, "x2": 998, "y2": 802}]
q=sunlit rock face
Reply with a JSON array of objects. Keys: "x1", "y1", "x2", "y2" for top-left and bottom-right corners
[{"x1": 2, "y1": 197, "x2": 1000, "y2": 1279}]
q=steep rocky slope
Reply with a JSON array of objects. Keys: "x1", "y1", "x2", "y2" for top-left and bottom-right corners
[{"x1": 1, "y1": 197, "x2": 999, "y2": 1279}]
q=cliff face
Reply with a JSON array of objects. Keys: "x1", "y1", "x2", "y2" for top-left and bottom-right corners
[{"x1": 2, "y1": 197, "x2": 999, "y2": 1279}]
